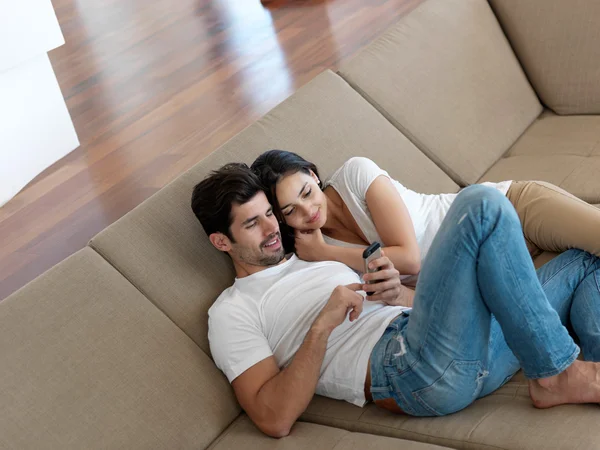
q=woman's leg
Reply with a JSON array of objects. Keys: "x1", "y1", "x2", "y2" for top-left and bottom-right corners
[
  {"x1": 371, "y1": 185, "x2": 583, "y2": 416},
  {"x1": 507, "y1": 181, "x2": 600, "y2": 258}
]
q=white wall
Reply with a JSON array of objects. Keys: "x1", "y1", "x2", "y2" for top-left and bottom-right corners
[{"x1": 0, "y1": 0, "x2": 79, "y2": 207}]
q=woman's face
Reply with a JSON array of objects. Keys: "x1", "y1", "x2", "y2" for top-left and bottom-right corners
[{"x1": 275, "y1": 170, "x2": 327, "y2": 231}]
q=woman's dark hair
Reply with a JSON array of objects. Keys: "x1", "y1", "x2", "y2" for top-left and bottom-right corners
[
  {"x1": 251, "y1": 150, "x2": 322, "y2": 252},
  {"x1": 191, "y1": 163, "x2": 265, "y2": 241}
]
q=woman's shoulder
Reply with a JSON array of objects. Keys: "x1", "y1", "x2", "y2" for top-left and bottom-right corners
[
  {"x1": 330, "y1": 157, "x2": 382, "y2": 181},
  {"x1": 327, "y1": 157, "x2": 387, "y2": 197},
  {"x1": 343, "y1": 156, "x2": 380, "y2": 170}
]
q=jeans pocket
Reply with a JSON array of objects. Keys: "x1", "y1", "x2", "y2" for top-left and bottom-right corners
[{"x1": 412, "y1": 360, "x2": 486, "y2": 416}]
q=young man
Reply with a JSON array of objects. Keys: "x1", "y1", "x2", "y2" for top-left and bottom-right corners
[{"x1": 191, "y1": 163, "x2": 600, "y2": 438}]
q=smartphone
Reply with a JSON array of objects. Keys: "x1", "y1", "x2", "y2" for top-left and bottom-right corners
[{"x1": 363, "y1": 242, "x2": 382, "y2": 296}]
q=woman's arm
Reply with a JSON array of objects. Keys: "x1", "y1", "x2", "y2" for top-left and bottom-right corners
[
  {"x1": 325, "y1": 240, "x2": 420, "y2": 276},
  {"x1": 363, "y1": 175, "x2": 421, "y2": 275},
  {"x1": 319, "y1": 175, "x2": 421, "y2": 275}
]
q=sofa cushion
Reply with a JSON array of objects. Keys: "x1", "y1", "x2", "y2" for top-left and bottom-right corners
[
  {"x1": 338, "y1": 0, "x2": 542, "y2": 187},
  {"x1": 89, "y1": 70, "x2": 459, "y2": 354},
  {"x1": 209, "y1": 415, "x2": 453, "y2": 450},
  {"x1": 0, "y1": 247, "x2": 240, "y2": 450},
  {"x1": 300, "y1": 375, "x2": 600, "y2": 450},
  {"x1": 490, "y1": 0, "x2": 600, "y2": 115},
  {"x1": 479, "y1": 111, "x2": 600, "y2": 204}
]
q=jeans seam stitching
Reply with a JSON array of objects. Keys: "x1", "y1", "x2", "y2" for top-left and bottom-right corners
[
  {"x1": 539, "y1": 254, "x2": 582, "y2": 288},
  {"x1": 523, "y1": 346, "x2": 580, "y2": 379},
  {"x1": 391, "y1": 388, "x2": 416, "y2": 415},
  {"x1": 393, "y1": 350, "x2": 422, "y2": 375},
  {"x1": 411, "y1": 361, "x2": 483, "y2": 416}
]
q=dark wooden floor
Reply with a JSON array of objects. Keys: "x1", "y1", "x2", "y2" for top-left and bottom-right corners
[{"x1": 0, "y1": 0, "x2": 422, "y2": 300}]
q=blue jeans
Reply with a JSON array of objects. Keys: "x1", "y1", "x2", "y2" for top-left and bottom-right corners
[{"x1": 369, "y1": 185, "x2": 600, "y2": 416}]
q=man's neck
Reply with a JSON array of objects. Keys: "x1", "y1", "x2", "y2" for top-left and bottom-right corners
[{"x1": 234, "y1": 256, "x2": 288, "y2": 279}]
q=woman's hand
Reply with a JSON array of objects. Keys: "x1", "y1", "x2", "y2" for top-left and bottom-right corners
[
  {"x1": 362, "y1": 252, "x2": 414, "y2": 307},
  {"x1": 294, "y1": 228, "x2": 330, "y2": 261}
]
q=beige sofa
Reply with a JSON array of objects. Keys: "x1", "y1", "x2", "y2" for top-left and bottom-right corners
[{"x1": 2, "y1": 0, "x2": 600, "y2": 448}]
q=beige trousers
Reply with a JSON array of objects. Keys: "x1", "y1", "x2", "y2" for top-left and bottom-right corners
[{"x1": 506, "y1": 181, "x2": 600, "y2": 258}]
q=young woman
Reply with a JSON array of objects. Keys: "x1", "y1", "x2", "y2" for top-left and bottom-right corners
[{"x1": 251, "y1": 150, "x2": 600, "y2": 288}]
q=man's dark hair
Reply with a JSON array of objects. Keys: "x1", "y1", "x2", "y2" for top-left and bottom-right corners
[{"x1": 191, "y1": 163, "x2": 265, "y2": 241}]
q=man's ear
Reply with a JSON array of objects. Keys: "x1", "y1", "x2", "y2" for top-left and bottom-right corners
[{"x1": 209, "y1": 232, "x2": 232, "y2": 252}]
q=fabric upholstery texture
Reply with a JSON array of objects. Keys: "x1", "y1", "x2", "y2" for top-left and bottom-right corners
[
  {"x1": 0, "y1": 248, "x2": 240, "y2": 450},
  {"x1": 479, "y1": 111, "x2": 600, "y2": 204},
  {"x1": 208, "y1": 415, "x2": 452, "y2": 450},
  {"x1": 490, "y1": 0, "x2": 600, "y2": 115},
  {"x1": 338, "y1": 0, "x2": 542, "y2": 186},
  {"x1": 300, "y1": 376, "x2": 600, "y2": 450},
  {"x1": 89, "y1": 70, "x2": 458, "y2": 355}
]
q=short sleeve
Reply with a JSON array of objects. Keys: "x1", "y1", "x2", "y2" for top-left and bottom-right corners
[
  {"x1": 330, "y1": 157, "x2": 390, "y2": 202},
  {"x1": 208, "y1": 301, "x2": 273, "y2": 382}
]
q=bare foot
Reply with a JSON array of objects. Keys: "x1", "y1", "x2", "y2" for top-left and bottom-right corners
[{"x1": 529, "y1": 360, "x2": 600, "y2": 409}]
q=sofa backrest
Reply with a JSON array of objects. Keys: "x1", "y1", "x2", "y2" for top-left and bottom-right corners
[
  {"x1": 88, "y1": 70, "x2": 459, "y2": 356},
  {"x1": 490, "y1": 0, "x2": 600, "y2": 115},
  {"x1": 338, "y1": 0, "x2": 542, "y2": 187},
  {"x1": 0, "y1": 248, "x2": 240, "y2": 449}
]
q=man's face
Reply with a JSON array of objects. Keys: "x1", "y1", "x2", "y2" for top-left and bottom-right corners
[{"x1": 226, "y1": 192, "x2": 285, "y2": 268}]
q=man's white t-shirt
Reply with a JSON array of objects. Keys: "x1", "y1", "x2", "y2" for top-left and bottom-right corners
[
  {"x1": 208, "y1": 255, "x2": 407, "y2": 407},
  {"x1": 323, "y1": 157, "x2": 512, "y2": 263}
]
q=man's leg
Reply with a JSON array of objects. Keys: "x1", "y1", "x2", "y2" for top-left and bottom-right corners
[
  {"x1": 525, "y1": 251, "x2": 600, "y2": 408},
  {"x1": 376, "y1": 185, "x2": 580, "y2": 416},
  {"x1": 480, "y1": 249, "x2": 600, "y2": 398},
  {"x1": 535, "y1": 249, "x2": 600, "y2": 362},
  {"x1": 570, "y1": 256, "x2": 600, "y2": 361}
]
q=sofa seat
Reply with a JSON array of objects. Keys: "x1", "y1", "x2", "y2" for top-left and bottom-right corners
[
  {"x1": 209, "y1": 415, "x2": 452, "y2": 450},
  {"x1": 300, "y1": 371, "x2": 600, "y2": 450},
  {"x1": 479, "y1": 111, "x2": 600, "y2": 204}
]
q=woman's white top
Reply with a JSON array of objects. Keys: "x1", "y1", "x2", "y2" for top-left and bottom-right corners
[{"x1": 322, "y1": 157, "x2": 512, "y2": 264}]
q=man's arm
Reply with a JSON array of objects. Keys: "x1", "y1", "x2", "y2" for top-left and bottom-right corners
[
  {"x1": 231, "y1": 325, "x2": 329, "y2": 437},
  {"x1": 231, "y1": 284, "x2": 364, "y2": 438}
]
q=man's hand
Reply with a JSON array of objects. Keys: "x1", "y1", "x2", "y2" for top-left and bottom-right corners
[
  {"x1": 313, "y1": 283, "x2": 364, "y2": 333},
  {"x1": 362, "y1": 251, "x2": 414, "y2": 307},
  {"x1": 294, "y1": 228, "x2": 329, "y2": 262}
]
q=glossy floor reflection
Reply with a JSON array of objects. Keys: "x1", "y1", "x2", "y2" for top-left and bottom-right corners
[{"x1": 0, "y1": 0, "x2": 423, "y2": 300}]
